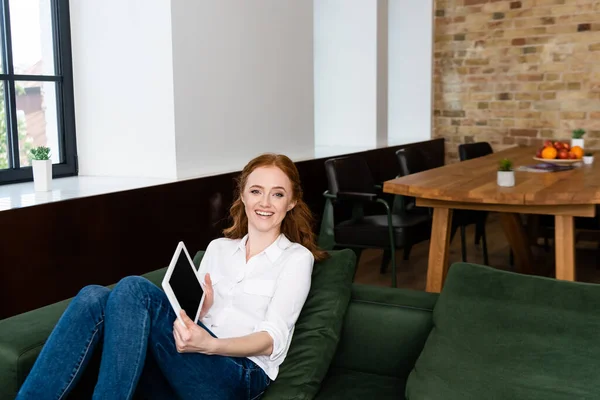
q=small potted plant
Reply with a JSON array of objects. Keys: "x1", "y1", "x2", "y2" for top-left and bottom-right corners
[
  {"x1": 572, "y1": 128, "x2": 586, "y2": 149},
  {"x1": 583, "y1": 151, "x2": 594, "y2": 165},
  {"x1": 497, "y1": 158, "x2": 515, "y2": 187},
  {"x1": 30, "y1": 146, "x2": 52, "y2": 192}
]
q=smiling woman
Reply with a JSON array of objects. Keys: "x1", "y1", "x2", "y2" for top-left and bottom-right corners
[{"x1": 16, "y1": 153, "x2": 327, "y2": 400}]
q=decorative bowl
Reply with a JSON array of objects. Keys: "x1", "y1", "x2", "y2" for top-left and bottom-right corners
[{"x1": 533, "y1": 157, "x2": 582, "y2": 165}]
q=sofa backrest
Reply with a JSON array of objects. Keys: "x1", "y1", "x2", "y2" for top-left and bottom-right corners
[{"x1": 330, "y1": 284, "x2": 438, "y2": 379}]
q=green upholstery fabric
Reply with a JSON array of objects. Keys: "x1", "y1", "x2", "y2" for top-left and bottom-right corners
[
  {"x1": 406, "y1": 262, "x2": 600, "y2": 400},
  {"x1": 0, "y1": 298, "x2": 72, "y2": 398},
  {"x1": 329, "y1": 284, "x2": 436, "y2": 379},
  {"x1": 315, "y1": 368, "x2": 405, "y2": 400},
  {"x1": 262, "y1": 249, "x2": 356, "y2": 400},
  {"x1": 141, "y1": 266, "x2": 168, "y2": 287}
]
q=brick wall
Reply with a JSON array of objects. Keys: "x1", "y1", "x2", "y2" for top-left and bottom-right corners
[{"x1": 434, "y1": 0, "x2": 600, "y2": 161}]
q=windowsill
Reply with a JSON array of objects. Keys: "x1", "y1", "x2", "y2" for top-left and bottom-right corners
[
  {"x1": 0, "y1": 139, "x2": 429, "y2": 212},
  {"x1": 0, "y1": 175, "x2": 175, "y2": 212}
]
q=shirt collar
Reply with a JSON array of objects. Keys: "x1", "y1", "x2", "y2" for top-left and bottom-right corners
[{"x1": 234, "y1": 233, "x2": 292, "y2": 263}]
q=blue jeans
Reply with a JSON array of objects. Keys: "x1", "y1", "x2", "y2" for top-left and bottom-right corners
[{"x1": 16, "y1": 276, "x2": 271, "y2": 400}]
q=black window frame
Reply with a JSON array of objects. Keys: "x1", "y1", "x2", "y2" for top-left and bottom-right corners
[{"x1": 0, "y1": 0, "x2": 77, "y2": 185}]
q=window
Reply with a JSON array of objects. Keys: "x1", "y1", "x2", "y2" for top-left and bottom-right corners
[{"x1": 0, "y1": 0, "x2": 76, "y2": 185}]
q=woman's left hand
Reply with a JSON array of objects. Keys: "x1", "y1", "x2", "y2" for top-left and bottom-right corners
[{"x1": 173, "y1": 310, "x2": 218, "y2": 355}]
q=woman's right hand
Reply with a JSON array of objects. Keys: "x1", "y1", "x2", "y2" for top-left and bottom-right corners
[{"x1": 199, "y1": 273, "x2": 214, "y2": 319}]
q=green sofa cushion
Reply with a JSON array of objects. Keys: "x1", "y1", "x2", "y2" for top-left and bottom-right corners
[
  {"x1": 330, "y1": 284, "x2": 436, "y2": 379},
  {"x1": 406, "y1": 262, "x2": 600, "y2": 400},
  {"x1": 262, "y1": 249, "x2": 356, "y2": 400},
  {"x1": 141, "y1": 267, "x2": 169, "y2": 287},
  {"x1": 315, "y1": 368, "x2": 405, "y2": 400}
]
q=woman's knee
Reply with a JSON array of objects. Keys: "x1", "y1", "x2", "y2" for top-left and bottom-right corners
[
  {"x1": 112, "y1": 276, "x2": 157, "y2": 299},
  {"x1": 73, "y1": 285, "x2": 110, "y2": 309},
  {"x1": 110, "y1": 276, "x2": 169, "y2": 323}
]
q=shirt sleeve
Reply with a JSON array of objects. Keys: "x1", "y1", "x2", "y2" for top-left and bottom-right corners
[{"x1": 254, "y1": 250, "x2": 314, "y2": 361}]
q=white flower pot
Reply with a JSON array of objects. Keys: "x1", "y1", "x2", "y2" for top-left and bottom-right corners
[
  {"x1": 32, "y1": 159, "x2": 52, "y2": 192},
  {"x1": 571, "y1": 138, "x2": 584, "y2": 149},
  {"x1": 583, "y1": 156, "x2": 594, "y2": 165},
  {"x1": 497, "y1": 170, "x2": 515, "y2": 187}
]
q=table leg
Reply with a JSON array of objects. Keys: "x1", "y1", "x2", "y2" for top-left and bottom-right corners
[
  {"x1": 499, "y1": 213, "x2": 534, "y2": 274},
  {"x1": 426, "y1": 207, "x2": 453, "y2": 293},
  {"x1": 555, "y1": 215, "x2": 575, "y2": 281}
]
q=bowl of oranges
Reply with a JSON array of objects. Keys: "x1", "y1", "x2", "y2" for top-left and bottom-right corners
[{"x1": 534, "y1": 140, "x2": 584, "y2": 164}]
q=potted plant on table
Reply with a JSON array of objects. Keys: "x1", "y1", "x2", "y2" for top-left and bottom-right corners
[
  {"x1": 497, "y1": 158, "x2": 515, "y2": 187},
  {"x1": 30, "y1": 146, "x2": 52, "y2": 192},
  {"x1": 583, "y1": 151, "x2": 594, "y2": 165},
  {"x1": 572, "y1": 128, "x2": 586, "y2": 149}
]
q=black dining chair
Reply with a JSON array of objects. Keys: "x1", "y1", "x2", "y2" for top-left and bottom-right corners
[
  {"x1": 397, "y1": 146, "x2": 490, "y2": 265},
  {"x1": 318, "y1": 155, "x2": 432, "y2": 287},
  {"x1": 458, "y1": 142, "x2": 493, "y2": 164}
]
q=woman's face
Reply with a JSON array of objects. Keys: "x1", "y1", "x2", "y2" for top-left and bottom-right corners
[{"x1": 241, "y1": 166, "x2": 296, "y2": 236}]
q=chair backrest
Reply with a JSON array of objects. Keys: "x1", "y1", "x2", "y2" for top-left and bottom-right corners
[
  {"x1": 324, "y1": 156, "x2": 375, "y2": 195},
  {"x1": 396, "y1": 147, "x2": 433, "y2": 177},
  {"x1": 458, "y1": 142, "x2": 493, "y2": 161}
]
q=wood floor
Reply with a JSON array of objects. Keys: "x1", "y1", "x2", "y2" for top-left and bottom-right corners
[{"x1": 353, "y1": 213, "x2": 600, "y2": 290}]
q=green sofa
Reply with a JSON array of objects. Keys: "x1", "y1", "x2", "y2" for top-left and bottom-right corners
[
  {"x1": 3, "y1": 250, "x2": 600, "y2": 399},
  {"x1": 0, "y1": 248, "x2": 434, "y2": 400}
]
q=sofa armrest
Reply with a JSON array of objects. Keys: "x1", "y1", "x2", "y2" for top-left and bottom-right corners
[
  {"x1": 329, "y1": 284, "x2": 438, "y2": 380},
  {"x1": 0, "y1": 298, "x2": 72, "y2": 399}
]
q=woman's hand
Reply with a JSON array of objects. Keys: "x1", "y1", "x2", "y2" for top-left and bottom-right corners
[
  {"x1": 173, "y1": 310, "x2": 218, "y2": 354},
  {"x1": 199, "y1": 273, "x2": 214, "y2": 319}
]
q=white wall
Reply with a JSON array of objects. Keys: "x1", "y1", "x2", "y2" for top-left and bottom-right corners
[
  {"x1": 314, "y1": 0, "x2": 386, "y2": 149},
  {"x1": 70, "y1": 0, "x2": 177, "y2": 178},
  {"x1": 170, "y1": 1, "x2": 315, "y2": 179},
  {"x1": 388, "y1": 0, "x2": 433, "y2": 145},
  {"x1": 69, "y1": 1, "x2": 432, "y2": 180}
]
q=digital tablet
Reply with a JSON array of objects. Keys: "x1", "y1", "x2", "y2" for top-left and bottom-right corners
[{"x1": 162, "y1": 241, "x2": 205, "y2": 325}]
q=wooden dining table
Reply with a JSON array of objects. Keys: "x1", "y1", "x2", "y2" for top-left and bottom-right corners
[{"x1": 383, "y1": 145, "x2": 600, "y2": 293}]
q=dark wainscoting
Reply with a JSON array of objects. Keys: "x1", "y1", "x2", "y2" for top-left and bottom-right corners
[{"x1": 0, "y1": 138, "x2": 444, "y2": 319}]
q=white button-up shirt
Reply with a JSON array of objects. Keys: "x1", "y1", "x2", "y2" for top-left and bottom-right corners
[{"x1": 196, "y1": 233, "x2": 314, "y2": 380}]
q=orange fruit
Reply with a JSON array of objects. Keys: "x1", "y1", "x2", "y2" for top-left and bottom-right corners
[
  {"x1": 571, "y1": 146, "x2": 584, "y2": 159},
  {"x1": 541, "y1": 146, "x2": 557, "y2": 159}
]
